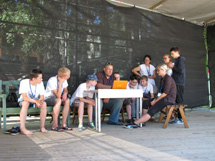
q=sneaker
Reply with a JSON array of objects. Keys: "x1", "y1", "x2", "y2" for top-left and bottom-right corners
[
  {"x1": 88, "y1": 122, "x2": 95, "y2": 129},
  {"x1": 124, "y1": 123, "x2": 139, "y2": 129},
  {"x1": 5, "y1": 126, "x2": 20, "y2": 135},
  {"x1": 78, "y1": 126, "x2": 86, "y2": 132},
  {"x1": 170, "y1": 119, "x2": 184, "y2": 124}
]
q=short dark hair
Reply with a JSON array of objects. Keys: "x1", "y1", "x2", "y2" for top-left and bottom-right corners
[
  {"x1": 113, "y1": 72, "x2": 120, "y2": 75},
  {"x1": 29, "y1": 69, "x2": 42, "y2": 80},
  {"x1": 143, "y1": 55, "x2": 152, "y2": 61},
  {"x1": 170, "y1": 46, "x2": 180, "y2": 52},
  {"x1": 130, "y1": 74, "x2": 138, "y2": 81}
]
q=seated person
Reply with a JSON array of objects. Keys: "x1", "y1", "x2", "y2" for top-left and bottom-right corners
[
  {"x1": 45, "y1": 67, "x2": 72, "y2": 132},
  {"x1": 70, "y1": 74, "x2": 97, "y2": 132},
  {"x1": 123, "y1": 75, "x2": 138, "y2": 123},
  {"x1": 18, "y1": 69, "x2": 47, "y2": 135},
  {"x1": 138, "y1": 76, "x2": 154, "y2": 116},
  {"x1": 96, "y1": 63, "x2": 123, "y2": 125},
  {"x1": 125, "y1": 64, "x2": 176, "y2": 128},
  {"x1": 113, "y1": 72, "x2": 120, "y2": 81}
]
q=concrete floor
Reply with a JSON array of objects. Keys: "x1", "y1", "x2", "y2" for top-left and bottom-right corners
[{"x1": 0, "y1": 107, "x2": 215, "y2": 161}]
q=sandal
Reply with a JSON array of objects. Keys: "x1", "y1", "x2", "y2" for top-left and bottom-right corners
[
  {"x1": 51, "y1": 126, "x2": 64, "y2": 132},
  {"x1": 62, "y1": 126, "x2": 73, "y2": 130}
]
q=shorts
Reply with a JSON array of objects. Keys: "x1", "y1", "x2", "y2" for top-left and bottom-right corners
[
  {"x1": 45, "y1": 97, "x2": 57, "y2": 106},
  {"x1": 18, "y1": 99, "x2": 36, "y2": 109},
  {"x1": 123, "y1": 98, "x2": 133, "y2": 106}
]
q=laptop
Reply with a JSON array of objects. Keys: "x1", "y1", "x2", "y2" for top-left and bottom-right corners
[{"x1": 112, "y1": 80, "x2": 128, "y2": 89}]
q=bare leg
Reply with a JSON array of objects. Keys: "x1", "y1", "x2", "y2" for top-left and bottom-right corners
[
  {"x1": 62, "y1": 99, "x2": 70, "y2": 127},
  {"x1": 87, "y1": 104, "x2": 93, "y2": 123},
  {"x1": 134, "y1": 113, "x2": 151, "y2": 125},
  {"x1": 143, "y1": 109, "x2": 148, "y2": 115},
  {"x1": 52, "y1": 98, "x2": 62, "y2": 129},
  {"x1": 126, "y1": 105, "x2": 131, "y2": 120},
  {"x1": 20, "y1": 101, "x2": 33, "y2": 135},
  {"x1": 78, "y1": 102, "x2": 84, "y2": 125},
  {"x1": 40, "y1": 102, "x2": 48, "y2": 133}
]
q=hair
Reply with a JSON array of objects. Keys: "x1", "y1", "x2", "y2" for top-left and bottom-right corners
[
  {"x1": 163, "y1": 54, "x2": 172, "y2": 62},
  {"x1": 130, "y1": 74, "x2": 138, "y2": 81},
  {"x1": 143, "y1": 55, "x2": 152, "y2": 61},
  {"x1": 58, "y1": 67, "x2": 71, "y2": 77},
  {"x1": 140, "y1": 75, "x2": 148, "y2": 81},
  {"x1": 113, "y1": 72, "x2": 120, "y2": 75},
  {"x1": 105, "y1": 62, "x2": 113, "y2": 68},
  {"x1": 157, "y1": 63, "x2": 168, "y2": 72},
  {"x1": 170, "y1": 46, "x2": 180, "y2": 52},
  {"x1": 29, "y1": 69, "x2": 42, "y2": 80}
]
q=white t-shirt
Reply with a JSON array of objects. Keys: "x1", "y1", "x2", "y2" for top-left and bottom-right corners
[
  {"x1": 167, "y1": 68, "x2": 173, "y2": 76},
  {"x1": 44, "y1": 75, "x2": 68, "y2": 100},
  {"x1": 70, "y1": 83, "x2": 95, "y2": 105},
  {"x1": 138, "y1": 82, "x2": 153, "y2": 96},
  {"x1": 18, "y1": 79, "x2": 45, "y2": 102},
  {"x1": 139, "y1": 64, "x2": 156, "y2": 85},
  {"x1": 126, "y1": 82, "x2": 138, "y2": 90}
]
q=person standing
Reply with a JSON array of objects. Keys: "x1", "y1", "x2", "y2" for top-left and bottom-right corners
[
  {"x1": 132, "y1": 55, "x2": 157, "y2": 93},
  {"x1": 167, "y1": 47, "x2": 186, "y2": 124}
]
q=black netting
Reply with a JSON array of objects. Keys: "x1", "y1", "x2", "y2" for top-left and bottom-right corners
[{"x1": 0, "y1": 0, "x2": 208, "y2": 107}]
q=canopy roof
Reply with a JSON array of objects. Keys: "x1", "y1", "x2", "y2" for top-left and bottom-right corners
[{"x1": 106, "y1": 0, "x2": 215, "y2": 26}]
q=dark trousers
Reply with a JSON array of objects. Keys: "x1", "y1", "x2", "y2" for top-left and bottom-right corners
[{"x1": 176, "y1": 85, "x2": 184, "y2": 119}]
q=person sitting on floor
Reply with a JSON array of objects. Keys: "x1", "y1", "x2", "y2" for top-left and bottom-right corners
[
  {"x1": 18, "y1": 69, "x2": 48, "y2": 135},
  {"x1": 124, "y1": 64, "x2": 176, "y2": 128},
  {"x1": 44, "y1": 67, "x2": 72, "y2": 132},
  {"x1": 123, "y1": 74, "x2": 139, "y2": 124},
  {"x1": 96, "y1": 63, "x2": 123, "y2": 125},
  {"x1": 70, "y1": 74, "x2": 98, "y2": 132}
]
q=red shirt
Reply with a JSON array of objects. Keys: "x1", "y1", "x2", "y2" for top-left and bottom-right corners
[{"x1": 96, "y1": 71, "x2": 115, "y2": 89}]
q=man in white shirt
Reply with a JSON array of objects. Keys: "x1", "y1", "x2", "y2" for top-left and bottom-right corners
[
  {"x1": 18, "y1": 69, "x2": 47, "y2": 135},
  {"x1": 45, "y1": 67, "x2": 71, "y2": 132}
]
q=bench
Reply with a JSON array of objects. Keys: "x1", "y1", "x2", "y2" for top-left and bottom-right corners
[
  {"x1": 0, "y1": 80, "x2": 71, "y2": 131},
  {"x1": 158, "y1": 104, "x2": 189, "y2": 128}
]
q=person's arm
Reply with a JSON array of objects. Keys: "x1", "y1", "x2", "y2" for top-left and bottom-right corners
[
  {"x1": 173, "y1": 57, "x2": 185, "y2": 74},
  {"x1": 22, "y1": 93, "x2": 42, "y2": 107},
  {"x1": 151, "y1": 93, "x2": 167, "y2": 106},
  {"x1": 52, "y1": 77, "x2": 65, "y2": 98},
  {"x1": 62, "y1": 88, "x2": 68, "y2": 101},
  {"x1": 96, "y1": 83, "x2": 111, "y2": 89},
  {"x1": 132, "y1": 66, "x2": 142, "y2": 77}
]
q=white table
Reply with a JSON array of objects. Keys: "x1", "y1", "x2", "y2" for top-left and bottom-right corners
[{"x1": 87, "y1": 89, "x2": 143, "y2": 132}]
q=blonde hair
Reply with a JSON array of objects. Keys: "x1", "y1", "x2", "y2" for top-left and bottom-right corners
[
  {"x1": 157, "y1": 64, "x2": 168, "y2": 72},
  {"x1": 58, "y1": 67, "x2": 71, "y2": 77}
]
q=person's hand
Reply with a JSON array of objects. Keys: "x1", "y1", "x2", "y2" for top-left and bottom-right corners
[
  {"x1": 89, "y1": 99, "x2": 95, "y2": 106},
  {"x1": 35, "y1": 100, "x2": 42, "y2": 108},
  {"x1": 148, "y1": 75, "x2": 153, "y2": 79},
  {"x1": 62, "y1": 93, "x2": 67, "y2": 101},
  {"x1": 142, "y1": 97, "x2": 148, "y2": 101},
  {"x1": 150, "y1": 100, "x2": 156, "y2": 106},
  {"x1": 167, "y1": 62, "x2": 174, "y2": 68},
  {"x1": 103, "y1": 98, "x2": 110, "y2": 103},
  {"x1": 58, "y1": 77, "x2": 65, "y2": 85},
  {"x1": 39, "y1": 98, "x2": 44, "y2": 105}
]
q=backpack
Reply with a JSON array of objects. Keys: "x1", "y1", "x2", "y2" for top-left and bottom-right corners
[{"x1": 6, "y1": 92, "x2": 19, "y2": 107}]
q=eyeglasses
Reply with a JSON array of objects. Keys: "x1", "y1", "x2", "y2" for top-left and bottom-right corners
[{"x1": 105, "y1": 62, "x2": 113, "y2": 65}]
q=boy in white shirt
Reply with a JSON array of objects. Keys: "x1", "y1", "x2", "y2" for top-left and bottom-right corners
[
  {"x1": 18, "y1": 69, "x2": 47, "y2": 135},
  {"x1": 70, "y1": 74, "x2": 97, "y2": 132},
  {"x1": 123, "y1": 75, "x2": 138, "y2": 123},
  {"x1": 138, "y1": 76, "x2": 154, "y2": 115},
  {"x1": 45, "y1": 67, "x2": 71, "y2": 132}
]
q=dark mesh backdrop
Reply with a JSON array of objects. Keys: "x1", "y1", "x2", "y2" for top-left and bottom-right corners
[
  {"x1": 207, "y1": 26, "x2": 215, "y2": 107},
  {"x1": 0, "y1": 0, "x2": 208, "y2": 107}
]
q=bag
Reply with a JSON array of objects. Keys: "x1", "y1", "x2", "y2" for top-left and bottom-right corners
[
  {"x1": 6, "y1": 92, "x2": 19, "y2": 107},
  {"x1": 143, "y1": 92, "x2": 151, "y2": 99}
]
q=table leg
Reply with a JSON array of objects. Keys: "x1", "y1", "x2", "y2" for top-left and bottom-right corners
[
  {"x1": 98, "y1": 97, "x2": 101, "y2": 132},
  {"x1": 139, "y1": 97, "x2": 142, "y2": 127},
  {"x1": 136, "y1": 98, "x2": 139, "y2": 120},
  {"x1": 95, "y1": 93, "x2": 98, "y2": 131},
  {"x1": 3, "y1": 95, "x2": 7, "y2": 131}
]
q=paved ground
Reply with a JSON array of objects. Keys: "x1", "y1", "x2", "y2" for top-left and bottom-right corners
[{"x1": 0, "y1": 107, "x2": 215, "y2": 161}]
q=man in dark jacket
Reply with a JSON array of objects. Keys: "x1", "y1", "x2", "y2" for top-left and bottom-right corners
[{"x1": 168, "y1": 47, "x2": 186, "y2": 124}]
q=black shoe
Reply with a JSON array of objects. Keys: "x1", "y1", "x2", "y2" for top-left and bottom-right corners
[
  {"x1": 124, "y1": 123, "x2": 139, "y2": 129},
  {"x1": 4, "y1": 126, "x2": 20, "y2": 135},
  {"x1": 107, "y1": 121, "x2": 124, "y2": 125}
]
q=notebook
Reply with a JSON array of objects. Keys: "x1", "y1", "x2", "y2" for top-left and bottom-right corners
[{"x1": 112, "y1": 80, "x2": 128, "y2": 89}]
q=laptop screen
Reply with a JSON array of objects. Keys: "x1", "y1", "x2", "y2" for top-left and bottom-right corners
[{"x1": 112, "y1": 80, "x2": 128, "y2": 89}]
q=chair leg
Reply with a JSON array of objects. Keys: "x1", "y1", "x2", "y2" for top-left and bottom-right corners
[
  {"x1": 102, "y1": 107, "x2": 106, "y2": 122},
  {"x1": 121, "y1": 107, "x2": 125, "y2": 123},
  {"x1": 72, "y1": 106, "x2": 76, "y2": 124},
  {"x1": 158, "y1": 107, "x2": 166, "y2": 123},
  {"x1": 163, "y1": 106, "x2": 174, "y2": 128},
  {"x1": 179, "y1": 106, "x2": 189, "y2": 128}
]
